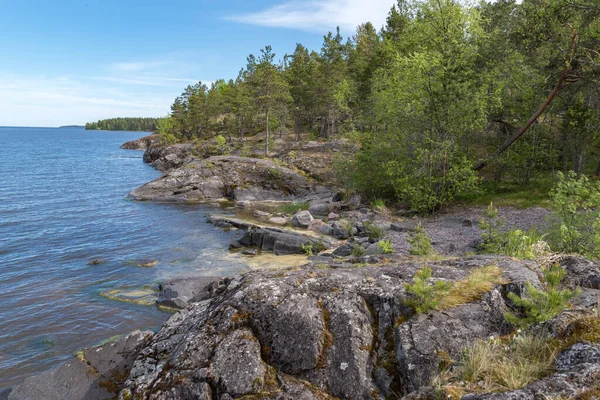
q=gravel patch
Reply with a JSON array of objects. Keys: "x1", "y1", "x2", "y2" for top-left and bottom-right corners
[{"x1": 388, "y1": 205, "x2": 552, "y2": 256}]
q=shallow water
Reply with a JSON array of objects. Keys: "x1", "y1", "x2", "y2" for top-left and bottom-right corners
[{"x1": 0, "y1": 127, "x2": 248, "y2": 388}]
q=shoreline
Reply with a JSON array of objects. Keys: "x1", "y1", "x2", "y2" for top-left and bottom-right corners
[{"x1": 5, "y1": 135, "x2": 599, "y2": 400}]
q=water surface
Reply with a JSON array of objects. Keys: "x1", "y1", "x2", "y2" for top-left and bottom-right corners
[{"x1": 0, "y1": 127, "x2": 247, "y2": 388}]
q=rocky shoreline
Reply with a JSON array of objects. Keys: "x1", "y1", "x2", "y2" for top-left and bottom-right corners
[{"x1": 6, "y1": 137, "x2": 600, "y2": 400}]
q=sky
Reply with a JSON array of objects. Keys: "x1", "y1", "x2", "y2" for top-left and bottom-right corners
[{"x1": 0, "y1": 0, "x2": 396, "y2": 127}]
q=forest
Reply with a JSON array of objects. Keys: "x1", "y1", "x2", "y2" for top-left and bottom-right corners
[
  {"x1": 157, "y1": 0, "x2": 600, "y2": 214},
  {"x1": 85, "y1": 117, "x2": 163, "y2": 132}
]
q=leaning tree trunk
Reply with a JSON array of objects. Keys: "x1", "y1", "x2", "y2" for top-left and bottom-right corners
[
  {"x1": 265, "y1": 108, "x2": 270, "y2": 157},
  {"x1": 474, "y1": 29, "x2": 579, "y2": 172}
]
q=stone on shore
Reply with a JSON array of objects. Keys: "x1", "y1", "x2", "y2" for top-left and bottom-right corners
[{"x1": 292, "y1": 210, "x2": 314, "y2": 228}]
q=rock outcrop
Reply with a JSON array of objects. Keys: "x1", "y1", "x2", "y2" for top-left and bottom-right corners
[
  {"x1": 142, "y1": 143, "x2": 196, "y2": 172},
  {"x1": 9, "y1": 255, "x2": 600, "y2": 400},
  {"x1": 120, "y1": 134, "x2": 161, "y2": 150},
  {"x1": 129, "y1": 156, "x2": 330, "y2": 203}
]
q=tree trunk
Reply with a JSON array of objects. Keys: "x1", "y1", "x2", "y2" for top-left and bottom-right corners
[
  {"x1": 474, "y1": 66, "x2": 572, "y2": 172},
  {"x1": 265, "y1": 109, "x2": 270, "y2": 157}
]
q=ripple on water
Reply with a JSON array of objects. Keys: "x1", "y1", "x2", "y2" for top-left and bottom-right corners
[{"x1": 0, "y1": 127, "x2": 249, "y2": 389}]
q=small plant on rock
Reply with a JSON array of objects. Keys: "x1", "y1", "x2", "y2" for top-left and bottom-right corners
[
  {"x1": 408, "y1": 223, "x2": 433, "y2": 256},
  {"x1": 505, "y1": 263, "x2": 580, "y2": 328},
  {"x1": 364, "y1": 221, "x2": 384, "y2": 239},
  {"x1": 378, "y1": 240, "x2": 394, "y2": 254},
  {"x1": 478, "y1": 202, "x2": 504, "y2": 254},
  {"x1": 301, "y1": 243, "x2": 314, "y2": 256},
  {"x1": 351, "y1": 245, "x2": 366, "y2": 257},
  {"x1": 404, "y1": 266, "x2": 451, "y2": 313}
]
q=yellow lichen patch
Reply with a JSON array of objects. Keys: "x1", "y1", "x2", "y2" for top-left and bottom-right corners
[
  {"x1": 440, "y1": 265, "x2": 505, "y2": 309},
  {"x1": 232, "y1": 310, "x2": 250, "y2": 323},
  {"x1": 317, "y1": 299, "x2": 333, "y2": 369}
]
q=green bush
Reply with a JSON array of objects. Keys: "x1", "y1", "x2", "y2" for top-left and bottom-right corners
[
  {"x1": 378, "y1": 240, "x2": 394, "y2": 254},
  {"x1": 505, "y1": 264, "x2": 580, "y2": 328},
  {"x1": 479, "y1": 203, "x2": 548, "y2": 259},
  {"x1": 351, "y1": 245, "x2": 366, "y2": 257},
  {"x1": 547, "y1": 171, "x2": 600, "y2": 258},
  {"x1": 301, "y1": 243, "x2": 314, "y2": 256},
  {"x1": 408, "y1": 223, "x2": 433, "y2": 256},
  {"x1": 363, "y1": 221, "x2": 384, "y2": 239},
  {"x1": 404, "y1": 266, "x2": 451, "y2": 313}
]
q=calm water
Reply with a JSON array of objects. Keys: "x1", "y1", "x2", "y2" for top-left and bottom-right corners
[{"x1": 0, "y1": 127, "x2": 247, "y2": 389}]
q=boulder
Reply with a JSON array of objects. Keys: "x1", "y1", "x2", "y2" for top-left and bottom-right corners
[
  {"x1": 292, "y1": 210, "x2": 314, "y2": 228},
  {"x1": 327, "y1": 212, "x2": 340, "y2": 221},
  {"x1": 307, "y1": 219, "x2": 325, "y2": 233},
  {"x1": 239, "y1": 228, "x2": 332, "y2": 255},
  {"x1": 308, "y1": 202, "x2": 342, "y2": 216},
  {"x1": 331, "y1": 221, "x2": 351, "y2": 239},
  {"x1": 158, "y1": 276, "x2": 221, "y2": 309}
]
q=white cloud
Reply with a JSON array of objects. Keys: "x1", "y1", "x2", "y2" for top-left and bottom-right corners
[
  {"x1": 228, "y1": 0, "x2": 396, "y2": 33},
  {"x1": 0, "y1": 74, "x2": 177, "y2": 127},
  {"x1": 108, "y1": 61, "x2": 170, "y2": 73}
]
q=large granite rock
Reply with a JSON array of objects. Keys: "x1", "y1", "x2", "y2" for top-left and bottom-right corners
[
  {"x1": 13, "y1": 256, "x2": 600, "y2": 400},
  {"x1": 239, "y1": 227, "x2": 333, "y2": 255},
  {"x1": 111, "y1": 256, "x2": 540, "y2": 399},
  {"x1": 8, "y1": 330, "x2": 152, "y2": 400},
  {"x1": 120, "y1": 134, "x2": 160, "y2": 150},
  {"x1": 129, "y1": 156, "x2": 317, "y2": 202}
]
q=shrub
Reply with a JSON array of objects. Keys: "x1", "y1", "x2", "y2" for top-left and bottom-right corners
[
  {"x1": 505, "y1": 263, "x2": 580, "y2": 328},
  {"x1": 378, "y1": 240, "x2": 394, "y2": 254},
  {"x1": 363, "y1": 221, "x2": 384, "y2": 239},
  {"x1": 404, "y1": 267, "x2": 451, "y2": 313},
  {"x1": 479, "y1": 203, "x2": 548, "y2": 259},
  {"x1": 301, "y1": 243, "x2": 314, "y2": 256},
  {"x1": 478, "y1": 202, "x2": 504, "y2": 253},
  {"x1": 408, "y1": 223, "x2": 433, "y2": 256},
  {"x1": 351, "y1": 245, "x2": 366, "y2": 257},
  {"x1": 547, "y1": 171, "x2": 600, "y2": 258}
]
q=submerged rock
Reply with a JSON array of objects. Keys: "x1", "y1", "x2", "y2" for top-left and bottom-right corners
[{"x1": 8, "y1": 330, "x2": 152, "y2": 400}]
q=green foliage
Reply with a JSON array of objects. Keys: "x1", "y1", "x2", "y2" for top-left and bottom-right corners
[
  {"x1": 85, "y1": 117, "x2": 164, "y2": 132},
  {"x1": 363, "y1": 221, "x2": 384, "y2": 239},
  {"x1": 301, "y1": 243, "x2": 314, "y2": 256},
  {"x1": 278, "y1": 201, "x2": 309, "y2": 215},
  {"x1": 378, "y1": 240, "x2": 394, "y2": 254},
  {"x1": 547, "y1": 171, "x2": 600, "y2": 258},
  {"x1": 407, "y1": 223, "x2": 433, "y2": 256},
  {"x1": 351, "y1": 245, "x2": 366, "y2": 257},
  {"x1": 479, "y1": 202, "x2": 548, "y2": 259},
  {"x1": 404, "y1": 267, "x2": 451, "y2": 314},
  {"x1": 505, "y1": 264, "x2": 580, "y2": 328}
]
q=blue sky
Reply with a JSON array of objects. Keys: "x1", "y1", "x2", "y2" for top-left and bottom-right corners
[{"x1": 0, "y1": 0, "x2": 396, "y2": 127}]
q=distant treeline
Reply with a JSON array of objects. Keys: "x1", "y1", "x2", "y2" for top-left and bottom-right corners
[{"x1": 85, "y1": 118, "x2": 164, "y2": 132}]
